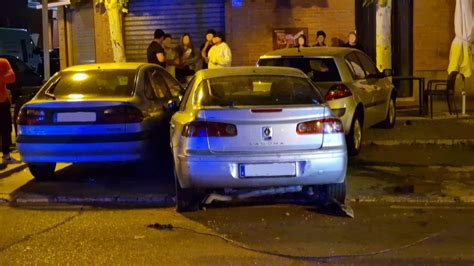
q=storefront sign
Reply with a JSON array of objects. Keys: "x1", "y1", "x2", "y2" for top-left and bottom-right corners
[{"x1": 272, "y1": 28, "x2": 309, "y2": 50}]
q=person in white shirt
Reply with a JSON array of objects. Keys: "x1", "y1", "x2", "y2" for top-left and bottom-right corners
[{"x1": 205, "y1": 32, "x2": 232, "y2": 69}]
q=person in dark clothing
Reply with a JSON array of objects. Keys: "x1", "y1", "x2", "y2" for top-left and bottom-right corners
[
  {"x1": 200, "y1": 29, "x2": 216, "y2": 70},
  {"x1": 147, "y1": 29, "x2": 166, "y2": 68},
  {"x1": 295, "y1": 34, "x2": 309, "y2": 48},
  {"x1": 176, "y1": 33, "x2": 197, "y2": 83},
  {"x1": 343, "y1": 31, "x2": 365, "y2": 52},
  {"x1": 0, "y1": 58, "x2": 20, "y2": 164},
  {"x1": 313, "y1": 30, "x2": 327, "y2": 47}
]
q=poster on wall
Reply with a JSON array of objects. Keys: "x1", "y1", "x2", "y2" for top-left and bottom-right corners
[{"x1": 273, "y1": 28, "x2": 309, "y2": 50}]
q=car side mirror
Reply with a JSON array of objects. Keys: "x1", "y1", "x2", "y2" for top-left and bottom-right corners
[
  {"x1": 167, "y1": 99, "x2": 180, "y2": 112},
  {"x1": 383, "y1": 69, "x2": 393, "y2": 77}
]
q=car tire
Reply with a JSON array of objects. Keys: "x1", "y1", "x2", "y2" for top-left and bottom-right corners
[
  {"x1": 324, "y1": 181, "x2": 346, "y2": 204},
  {"x1": 174, "y1": 164, "x2": 202, "y2": 213},
  {"x1": 29, "y1": 163, "x2": 56, "y2": 181},
  {"x1": 379, "y1": 96, "x2": 396, "y2": 129},
  {"x1": 346, "y1": 113, "x2": 363, "y2": 156}
]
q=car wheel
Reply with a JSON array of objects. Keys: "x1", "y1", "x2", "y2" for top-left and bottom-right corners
[
  {"x1": 346, "y1": 113, "x2": 363, "y2": 156},
  {"x1": 379, "y1": 96, "x2": 396, "y2": 128},
  {"x1": 174, "y1": 164, "x2": 201, "y2": 213},
  {"x1": 28, "y1": 163, "x2": 56, "y2": 181},
  {"x1": 324, "y1": 181, "x2": 346, "y2": 204}
]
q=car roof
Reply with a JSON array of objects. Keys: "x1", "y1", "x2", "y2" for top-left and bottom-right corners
[
  {"x1": 62, "y1": 63, "x2": 149, "y2": 72},
  {"x1": 198, "y1": 66, "x2": 308, "y2": 79},
  {"x1": 259, "y1": 47, "x2": 357, "y2": 58}
]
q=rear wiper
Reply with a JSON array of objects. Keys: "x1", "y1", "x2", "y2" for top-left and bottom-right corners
[{"x1": 44, "y1": 78, "x2": 60, "y2": 100}]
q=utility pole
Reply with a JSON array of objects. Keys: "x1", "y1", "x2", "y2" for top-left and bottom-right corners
[{"x1": 42, "y1": 0, "x2": 50, "y2": 80}]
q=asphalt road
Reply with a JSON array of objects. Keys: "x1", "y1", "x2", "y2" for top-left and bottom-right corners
[
  {"x1": 0, "y1": 203, "x2": 473, "y2": 265},
  {"x1": 1, "y1": 144, "x2": 474, "y2": 264}
]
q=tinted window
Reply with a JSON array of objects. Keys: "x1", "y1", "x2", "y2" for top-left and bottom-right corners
[
  {"x1": 149, "y1": 69, "x2": 169, "y2": 99},
  {"x1": 344, "y1": 53, "x2": 366, "y2": 80},
  {"x1": 160, "y1": 69, "x2": 183, "y2": 97},
  {"x1": 258, "y1": 57, "x2": 341, "y2": 82},
  {"x1": 40, "y1": 70, "x2": 136, "y2": 99},
  {"x1": 194, "y1": 75, "x2": 323, "y2": 107},
  {"x1": 355, "y1": 52, "x2": 378, "y2": 76}
]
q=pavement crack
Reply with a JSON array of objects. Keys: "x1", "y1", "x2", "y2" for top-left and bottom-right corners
[{"x1": 0, "y1": 208, "x2": 84, "y2": 253}]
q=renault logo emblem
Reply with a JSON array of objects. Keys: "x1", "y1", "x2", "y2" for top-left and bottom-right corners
[{"x1": 262, "y1": 126, "x2": 273, "y2": 140}]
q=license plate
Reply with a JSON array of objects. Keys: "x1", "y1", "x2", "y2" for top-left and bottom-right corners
[
  {"x1": 239, "y1": 163, "x2": 296, "y2": 178},
  {"x1": 56, "y1": 112, "x2": 96, "y2": 122}
]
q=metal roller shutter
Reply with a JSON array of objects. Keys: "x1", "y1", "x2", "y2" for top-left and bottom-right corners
[
  {"x1": 124, "y1": 0, "x2": 225, "y2": 62},
  {"x1": 70, "y1": 1, "x2": 96, "y2": 65}
]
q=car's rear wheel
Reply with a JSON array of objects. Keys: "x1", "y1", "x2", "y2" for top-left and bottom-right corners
[
  {"x1": 346, "y1": 113, "x2": 363, "y2": 156},
  {"x1": 324, "y1": 181, "x2": 346, "y2": 204},
  {"x1": 379, "y1": 96, "x2": 396, "y2": 128},
  {"x1": 174, "y1": 163, "x2": 203, "y2": 213},
  {"x1": 28, "y1": 163, "x2": 56, "y2": 181}
]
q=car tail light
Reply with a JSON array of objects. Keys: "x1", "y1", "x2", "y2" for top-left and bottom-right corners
[
  {"x1": 182, "y1": 121, "x2": 237, "y2": 137},
  {"x1": 296, "y1": 118, "x2": 343, "y2": 135},
  {"x1": 325, "y1": 84, "x2": 352, "y2": 101},
  {"x1": 17, "y1": 108, "x2": 46, "y2": 125},
  {"x1": 102, "y1": 106, "x2": 144, "y2": 124}
]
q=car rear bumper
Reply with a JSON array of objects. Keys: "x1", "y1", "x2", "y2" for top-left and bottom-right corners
[
  {"x1": 175, "y1": 147, "x2": 347, "y2": 189},
  {"x1": 17, "y1": 140, "x2": 148, "y2": 163}
]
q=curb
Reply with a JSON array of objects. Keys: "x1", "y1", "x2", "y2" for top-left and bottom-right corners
[
  {"x1": 0, "y1": 163, "x2": 28, "y2": 179},
  {"x1": 2, "y1": 194, "x2": 175, "y2": 206},
  {"x1": 348, "y1": 195, "x2": 474, "y2": 204},
  {"x1": 363, "y1": 139, "x2": 474, "y2": 146}
]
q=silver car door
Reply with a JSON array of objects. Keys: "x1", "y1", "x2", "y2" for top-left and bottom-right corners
[
  {"x1": 355, "y1": 52, "x2": 389, "y2": 123},
  {"x1": 344, "y1": 52, "x2": 378, "y2": 126}
]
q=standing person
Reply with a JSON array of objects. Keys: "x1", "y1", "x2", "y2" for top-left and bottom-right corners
[
  {"x1": 176, "y1": 33, "x2": 197, "y2": 83},
  {"x1": 200, "y1": 29, "x2": 216, "y2": 70},
  {"x1": 295, "y1": 34, "x2": 309, "y2": 48},
  {"x1": 206, "y1": 32, "x2": 232, "y2": 69},
  {"x1": 343, "y1": 31, "x2": 365, "y2": 52},
  {"x1": 0, "y1": 58, "x2": 20, "y2": 164},
  {"x1": 147, "y1": 29, "x2": 166, "y2": 67},
  {"x1": 313, "y1": 30, "x2": 327, "y2": 47},
  {"x1": 162, "y1": 34, "x2": 179, "y2": 77}
]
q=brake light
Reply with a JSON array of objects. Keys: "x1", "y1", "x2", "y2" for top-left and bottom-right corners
[
  {"x1": 296, "y1": 118, "x2": 343, "y2": 134},
  {"x1": 325, "y1": 84, "x2": 352, "y2": 101},
  {"x1": 17, "y1": 108, "x2": 46, "y2": 125},
  {"x1": 182, "y1": 121, "x2": 237, "y2": 137},
  {"x1": 102, "y1": 106, "x2": 144, "y2": 124},
  {"x1": 251, "y1": 109, "x2": 282, "y2": 113}
]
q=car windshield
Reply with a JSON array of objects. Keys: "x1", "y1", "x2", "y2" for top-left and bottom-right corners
[
  {"x1": 40, "y1": 69, "x2": 136, "y2": 99},
  {"x1": 258, "y1": 57, "x2": 341, "y2": 82},
  {"x1": 194, "y1": 75, "x2": 324, "y2": 107}
]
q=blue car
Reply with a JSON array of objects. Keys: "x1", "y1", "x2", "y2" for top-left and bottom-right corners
[{"x1": 16, "y1": 63, "x2": 184, "y2": 180}]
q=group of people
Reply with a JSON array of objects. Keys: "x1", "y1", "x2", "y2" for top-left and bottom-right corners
[
  {"x1": 147, "y1": 28, "x2": 232, "y2": 83},
  {"x1": 294, "y1": 30, "x2": 365, "y2": 52}
]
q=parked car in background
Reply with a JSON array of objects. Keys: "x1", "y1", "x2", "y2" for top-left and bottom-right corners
[
  {"x1": 16, "y1": 63, "x2": 184, "y2": 181},
  {"x1": 1, "y1": 55, "x2": 43, "y2": 103},
  {"x1": 0, "y1": 27, "x2": 42, "y2": 72},
  {"x1": 170, "y1": 66, "x2": 347, "y2": 212},
  {"x1": 258, "y1": 47, "x2": 396, "y2": 156}
]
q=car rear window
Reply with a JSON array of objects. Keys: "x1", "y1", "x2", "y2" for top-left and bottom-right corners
[
  {"x1": 40, "y1": 70, "x2": 136, "y2": 99},
  {"x1": 258, "y1": 57, "x2": 341, "y2": 82},
  {"x1": 194, "y1": 75, "x2": 324, "y2": 107}
]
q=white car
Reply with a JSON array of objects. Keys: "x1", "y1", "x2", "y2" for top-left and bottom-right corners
[
  {"x1": 170, "y1": 66, "x2": 347, "y2": 212},
  {"x1": 258, "y1": 47, "x2": 396, "y2": 156}
]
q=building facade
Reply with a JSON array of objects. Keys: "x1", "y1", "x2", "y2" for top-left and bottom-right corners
[{"x1": 57, "y1": 0, "x2": 473, "y2": 96}]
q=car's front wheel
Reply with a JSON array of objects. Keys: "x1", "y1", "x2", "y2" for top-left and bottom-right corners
[
  {"x1": 28, "y1": 163, "x2": 56, "y2": 181},
  {"x1": 346, "y1": 113, "x2": 363, "y2": 156},
  {"x1": 379, "y1": 96, "x2": 396, "y2": 128}
]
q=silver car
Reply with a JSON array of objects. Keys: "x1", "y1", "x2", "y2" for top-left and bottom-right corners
[
  {"x1": 258, "y1": 47, "x2": 396, "y2": 156},
  {"x1": 170, "y1": 66, "x2": 347, "y2": 212},
  {"x1": 17, "y1": 63, "x2": 184, "y2": 181}
]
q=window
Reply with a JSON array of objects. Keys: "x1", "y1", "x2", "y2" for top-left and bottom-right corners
[
  {"x1": 38, "y1": 69, "x2": 136, "y2": 99},
  {"x1": 179, "y1": 77, "x2": 195, "y2": 111},
  {"x1": 356, "y1": 52, "x2": 378, "y2": 77},
  {"x1": 160, "y1": 70, "x2": 183, "y2": 97},
  {"x1": 345, "y1": 53, "x2": 366, "y2": 80},
  {"x1": 194, "y1": 75, "x2": 323, "y2": 107},
  {"x1": 144, "y1": 71, "x2": 157, "y2": 100},
  {"x1": 258, "y1": 57, "x2": 342, "y2": 82},
  {"x1": 148, "y1": 68, "x2": 170, "y2": 99}
]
